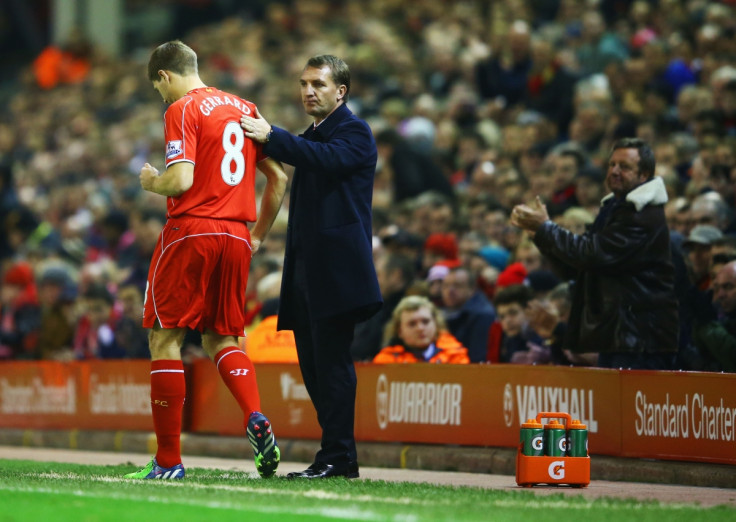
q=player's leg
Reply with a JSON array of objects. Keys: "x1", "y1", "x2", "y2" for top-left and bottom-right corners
[
  {"x1": 126, "y1": 324, "x2": 187, "y2": 479},
  {"x1": 129, "y1": 219, "x2": 196, "y2": 479},
  {"x1": 202, "y1": 331, "x2": 261, "y2": 420},
  {"x1": 202, "y1": 330, "x2": 279, "y2": 478},
  {"x1": 201, "y1": 220, "x2": 260, "y2": 418}
]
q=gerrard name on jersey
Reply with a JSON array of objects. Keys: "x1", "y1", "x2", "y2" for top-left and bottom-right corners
[{"x1": 199, "y1": 94, "x2": 253, "y2": 117}]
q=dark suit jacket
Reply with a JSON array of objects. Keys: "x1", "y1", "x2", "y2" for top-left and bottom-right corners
[{"x1": 263, "y1": 104, "x2": 382, "y2": 329}]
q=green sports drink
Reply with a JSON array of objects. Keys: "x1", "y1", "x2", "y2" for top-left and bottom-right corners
[
  {"x1": 520, "y1": 418, "x2": 544, "y2": 456},
  {"x1": 567, "y1": 419, "x2": 588, "y2": 457},
  {"x1": 544, "y1": 420, "x2": 567, "y2": 456}
]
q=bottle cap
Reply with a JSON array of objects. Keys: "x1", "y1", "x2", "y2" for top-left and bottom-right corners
[
  {"x1": 521, "y1": 418, "x2": 543, "y2": 429},
  {"x1": 569, "y1": 419, "x2": 587, "y2": 429},
  {"x1": 544, "y1": 420, "x2": 565, "y2": 429}
]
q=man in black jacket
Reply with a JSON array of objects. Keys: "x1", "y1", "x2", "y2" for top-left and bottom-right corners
[
  {"x1": 242, "y1": 55, "x2": 382, "y2": 478},
  {"x1": 511, "y1": 138, "x2": 678, "y2": 369}
]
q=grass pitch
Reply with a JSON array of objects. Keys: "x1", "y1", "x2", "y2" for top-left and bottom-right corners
[{"x1": 0, "y1": 459, "x2": 733, "y2": 521}]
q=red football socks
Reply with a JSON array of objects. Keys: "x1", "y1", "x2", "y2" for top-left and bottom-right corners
[
  {"x1": 214, "y1": 347, "x2": 262, "y2": 426},
  {"x1": 150, "y1": 360, "x2": 186, "y2": 468}
]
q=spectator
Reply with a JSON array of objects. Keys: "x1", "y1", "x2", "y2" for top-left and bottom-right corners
[
  {"x1": 557, "y1": 207, "x2": 595, "y2": 235},
  {"x1": 351, "y1": 253, "x2": 416, "y2": 362},
  {"x1": 682, "y1": 225, "x2": 723, "y2": 291},
  {"x1": 548, "y1": 149, "x2": 586, "y2": 217},
  {"x1": 114, "y1": 284, "x2": 149, "y2": 359},
  {"x1": 511, "y1": 138, "x2": 679, "y2": 369},
  {"x1": 441, "y1": 265, "x2": 495, "y2": 362},
  {"x1": 475, "y1": 20, "x2": 532, "y2": 109},
  {"x1": 373, "y1": 295, "x2": 469, "y2": 364},
  {"x1": 32, "y1": 28, "x2": 92, "y2": 90},
  {"x1": 574, "y1": 165, "x2": 606, "y2": 218},
  {"x1": 426, "y1": 263, "x2": 450, "y2": 308},
  {"x1": 0, "y1": 163, "x2": 19, "y2": 261},
  {"x1": 73, "y1": 283, "x2": 124, "y2": 359},
  {"x1": 691, "y1": 261, "x2": 736, "y2": 372},
  {"x1": 374, "y1": 129, "x2": 454, "y2": 203},
  {"x1": 689, "y1": 192, "x2": 732, "y2": 232},
  {"x1": 242, "y1": 272, "x2": 298, "y2": 364},
  {"x1": 513, "y1": 239, "x2": 544, "y2": 274},
  {"x1": 488, "y1": 284, "x2": 549, "y2": 364},
  {"x1": 421, "y1": 232, "x2": 459, "y2": 276},
  {"x1": 496, "y1": 261, "x2": 528, "y2": 290},
  {"x1": 576, "y1": 10, "x2": 629, "y2": 76},
  {"x1": 36, "y1": 266, "x2": 77, "y2": 361},
  {"x1": 0, "y1": 261, "x2": 40, "y2": 359},
  {"x1": 712, "y1": 236, "x2": 736, "y2": 260},
  {"x1": 119, "y1": 209, "x2": 167, "y2": 291},
  {"x1": 524, "y1": 36, "x2": 577, "y2": 137}
]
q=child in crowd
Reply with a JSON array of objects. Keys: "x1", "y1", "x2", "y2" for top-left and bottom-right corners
[{"x1": 488, "y1": 284, "x2": 550, "y2": 364}]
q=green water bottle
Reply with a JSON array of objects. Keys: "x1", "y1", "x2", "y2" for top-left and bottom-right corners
[
  {"x1": 544, "y1": 420, "x2": 567, "y2": 456},
  {"x1": 567, "y1": 419, "x2": 588, "y2": 457},
  {"x1": 520, "y1": 418, "x2": 544, "y2": 456}
]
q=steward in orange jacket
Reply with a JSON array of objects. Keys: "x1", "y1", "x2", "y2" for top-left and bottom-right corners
[
  {"x1": 241, "y1": 315, "x2": 298, "y2": 363},
  {"x1": 373, "y1": 331, "x2": 470, "y2": 364}
]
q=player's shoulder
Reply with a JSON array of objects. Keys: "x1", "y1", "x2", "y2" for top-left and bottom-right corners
[{"x1": 167, "y1": 93, "x2": 198, "y2": 113}]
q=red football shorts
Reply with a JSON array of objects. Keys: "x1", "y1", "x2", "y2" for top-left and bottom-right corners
[{"x1": 143, "y1": 216, "x2": 253, "y2": 336}]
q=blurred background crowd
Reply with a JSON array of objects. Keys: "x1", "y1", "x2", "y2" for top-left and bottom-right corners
[{"x1": 2, "y1": 0, "x2": 736, "y2": 371}]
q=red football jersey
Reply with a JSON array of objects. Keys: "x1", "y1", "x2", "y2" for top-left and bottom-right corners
[{"x1": 162, "y1": 87, "x2": 265, "y2": 221}]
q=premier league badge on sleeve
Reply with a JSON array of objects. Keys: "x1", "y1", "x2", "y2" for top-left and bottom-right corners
[{"x1": 166, "y1": 140, "x2": 183, "y2": 159}]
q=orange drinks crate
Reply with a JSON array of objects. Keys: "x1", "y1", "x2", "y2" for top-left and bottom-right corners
[{"x1": 515, "y1": 411, "x2": 590, "y2": 487}]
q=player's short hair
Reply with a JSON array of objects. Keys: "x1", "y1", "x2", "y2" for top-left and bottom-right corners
[
  {"x1": 148, "y1": 40, "x2": 198, "y2": 83},
  {"x1": 305, "y1": 55, "x2": 351, "y2": 101}
]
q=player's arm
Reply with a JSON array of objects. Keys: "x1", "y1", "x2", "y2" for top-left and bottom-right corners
[
  {"x1": 140, "y1": 161, "x2": 194, "y2": 197},
  {"x1": 250, "y1": 157, "x2": 287, "y2": 254}
]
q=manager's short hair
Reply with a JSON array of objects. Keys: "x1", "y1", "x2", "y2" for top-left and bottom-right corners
[{"x1": 306, "y1": 55, "x2": 351, "y2": 101}]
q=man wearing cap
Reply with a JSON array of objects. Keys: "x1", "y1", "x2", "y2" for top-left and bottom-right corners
[
  {"x1": 682, "y1": 225, "x2": 723, "y2": 291},
  {"x1": 511, "y1": 138, "x2": 679, "y2": 369}
]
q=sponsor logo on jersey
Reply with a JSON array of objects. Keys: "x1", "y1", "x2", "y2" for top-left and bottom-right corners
[{"x1": 166, "y1": 140, "x2": 183, "y2": 159}]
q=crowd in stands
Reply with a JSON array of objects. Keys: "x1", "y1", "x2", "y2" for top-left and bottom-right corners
[{"x1": 2, "y1": 0, "x2": 736, "y2": 371}]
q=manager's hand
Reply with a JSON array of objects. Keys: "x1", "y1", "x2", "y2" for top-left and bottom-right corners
[{"x1": 241, "y1": 107, "x2": 272, "y2": 144}]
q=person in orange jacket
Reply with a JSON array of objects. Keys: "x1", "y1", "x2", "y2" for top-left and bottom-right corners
[
  {"x1": 240, "y1": 272, "x2": 298, "y2": 363},
  {"x1": 373, "y1": 295, "x2": 470, "y2": 364}
]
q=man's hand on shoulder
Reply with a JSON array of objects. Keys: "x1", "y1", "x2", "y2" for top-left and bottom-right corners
[{"x1": 241, "y1": 107, "x2": 272, "y2": 144}]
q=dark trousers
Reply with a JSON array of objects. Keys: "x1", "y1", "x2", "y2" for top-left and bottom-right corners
[{"x1": 291, "y1": 256, "x2": 358, "y2": 465}]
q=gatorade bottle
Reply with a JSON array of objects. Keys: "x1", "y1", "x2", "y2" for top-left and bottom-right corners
[
  {"x1": 520, "y1": 418, "x2": 544, "y2": 456},
  {"x1": 544, "y1": 420, "x2": 567, "y2": 456},
  {"x1": 567, "y1": 419, "x2": 588, "y2": 457}
]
